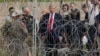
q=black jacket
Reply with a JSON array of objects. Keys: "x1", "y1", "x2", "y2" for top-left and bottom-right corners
[
  {"x1": 39, "y1": 13, "x2": 62, "y2": 47},
  {"x1": 70, "y1": 9, "x2": 80, "y2": 20},
  {"x1": 22, "y1": 15, "x2": 35, "y2": 35}
]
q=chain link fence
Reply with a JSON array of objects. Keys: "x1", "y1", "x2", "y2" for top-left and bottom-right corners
[{"x1": 0, "y1": 0, "x2": 99, "y2": 56}]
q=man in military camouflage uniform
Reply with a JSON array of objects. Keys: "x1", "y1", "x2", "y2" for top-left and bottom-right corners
[
  {"x1": 10, "y1": 14, "x2": 28, "y2": 56},
  {"x1": 1, "y1": 7, "x2": 19, "y2": 44},
  {"x1": 21, "y1": 6, "x2": 35, "y2": 55},
  {"x1": 1, "y1": 10, "x2": 28, "y2": 56}
]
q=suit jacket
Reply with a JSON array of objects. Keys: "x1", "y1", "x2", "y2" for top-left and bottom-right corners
[
  {"x1": 95, "y1": 12, "x2": 100, "y2": 24},
  {"x1": 39, "y1": 13, "x2": 62, "y2": 45}
]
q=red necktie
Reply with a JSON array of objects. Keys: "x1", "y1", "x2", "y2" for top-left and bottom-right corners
[{"x1": 48, "y1": 14, "x2": 53, "y2": 33}]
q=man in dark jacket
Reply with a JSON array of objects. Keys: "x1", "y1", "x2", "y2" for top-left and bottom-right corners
[
  {"x1": 70, "y1": 2, "x2": 80, "y2": 20},
  {"x1": 95, "y1": 12, "x2": 100, "y2": 50},
  {"x1": 22, "y1": 6, "x2": 35, "y2": 35},
  {"x1": 87, "y1": 12, "x2": 100, "y2": 55},
  {"x1": 82, "y1": 4, "x2": 89, "y2": 23},
  {"x1": 21, "y1": 6, "x2": 35, "y2": 55},
  {"x1": 39, "y1": 4, "x2": 62, "y2": 56}
]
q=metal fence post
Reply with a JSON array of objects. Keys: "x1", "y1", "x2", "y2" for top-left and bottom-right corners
[{"x1": 32, "y1": 0, "x2": 37, "y2": 56}]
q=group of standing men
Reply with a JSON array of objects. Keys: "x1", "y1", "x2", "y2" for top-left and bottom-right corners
[
  {"x1": 1, "y1": 6, "x2": 34, "y2": 56},
  {"x1": 1, "y1": 0, "x2": 100, "y2": 56},
  {"x1": 39, "y1": 0, "x2": 100, "y2": 56}
]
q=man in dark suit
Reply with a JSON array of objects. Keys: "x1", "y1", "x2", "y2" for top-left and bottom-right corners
[{"x1": 39, "y1": 4, "x2": 62, "y2": 56}]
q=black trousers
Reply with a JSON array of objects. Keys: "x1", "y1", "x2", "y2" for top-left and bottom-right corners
[{"x1": 44, "y1": 33, "x2": 58, "y2": 56}]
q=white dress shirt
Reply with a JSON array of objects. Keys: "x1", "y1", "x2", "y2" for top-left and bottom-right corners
[
  {"x1": 48, "y1": 13, "x2": 55, "y2": 30},
  {"x1": 88, "y1": 2, "x2": 99, "y2": 25}
]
